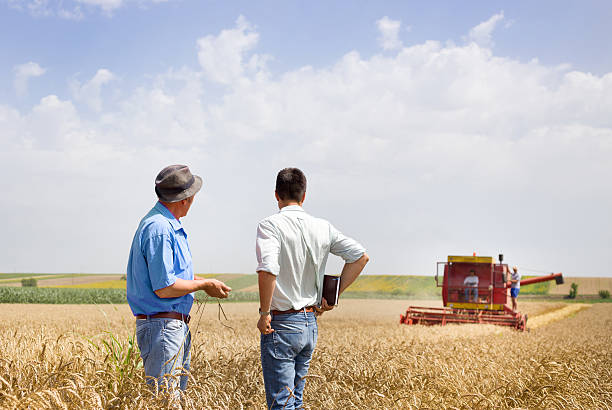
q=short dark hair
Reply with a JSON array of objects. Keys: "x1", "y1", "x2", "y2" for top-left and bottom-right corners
[{"x1": 276, "y1": 168, "x2": 307, "y2": 202}]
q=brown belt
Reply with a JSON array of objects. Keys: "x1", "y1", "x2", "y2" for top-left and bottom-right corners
[
  {"x1": 271, "y1": 306, "x2": 316, "y2": 315},
  {"x1": 135, "y1": 312, "x2": 190, "y2": 324}
]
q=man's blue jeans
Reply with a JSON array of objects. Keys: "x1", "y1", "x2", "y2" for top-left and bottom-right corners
[
  {"x1": 464, "y1": 287, "x2": 478, "y2": 302},
  {"x1": 260, "y1": 312, "x2": 318, "y2": 410},
  {"x1": 136, "y1": 318, "x2": 191, "y2": 391}
]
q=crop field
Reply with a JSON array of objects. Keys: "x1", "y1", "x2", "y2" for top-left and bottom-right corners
[
  {"x1": 3, "y1": 273, "x2": 611, "y2": 299},
  {"x1": 0, "y1": 299, "x2": 610, "y2": 409},
  {"x1": 548, "y1": 276, "x2": 612, "y2": 295},
  {"x1": 0, "y1": 274, "x2": 120, "y2": 287}
]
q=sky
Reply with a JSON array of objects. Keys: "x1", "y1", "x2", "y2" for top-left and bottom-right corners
[{"x1": 1, "y1": 1, "x2": 611, "y2": 277}]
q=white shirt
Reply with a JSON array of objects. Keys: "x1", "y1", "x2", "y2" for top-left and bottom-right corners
[
  {"x1": 256, "y1": 205, "x2": 366, "y2": 310},
  {"x1": 463, "y1": 275, "x2": 479, "y2": 287},
  {"x1": 511, "y1": 271, "x2": 521, "y2": 289}
]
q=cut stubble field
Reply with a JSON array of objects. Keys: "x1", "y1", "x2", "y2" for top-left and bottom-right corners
[{"x1": 0, "y1": 299, "x2": 610, "y2": 409}]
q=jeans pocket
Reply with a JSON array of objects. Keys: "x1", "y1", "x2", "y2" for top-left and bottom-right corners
[
  {"x1": 136, "y1": 324, "x2": 151, "y2": 360},
  {"x1": 163, "y1": 319, "x2": 184, "y2": 332},
  {"x1": 271, "y1": 321, "x2": 303, "y2": 360}
]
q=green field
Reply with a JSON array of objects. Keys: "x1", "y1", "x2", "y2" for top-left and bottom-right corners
[
  {"x1": 0, "y1": 287, "x2": 127, "y2": 304},
  {"x1": 0, "y1": 287, "x2": 259, "y2": 304},
  {"x1": 48, "y1": 274, "x2": 440, "y2": 296},
  {"x1": 1, "y1": 273, "x2": 609, "y2": 304},
  {"x1": 519, "y1": 276, "x2": 552, "y2": 295}
]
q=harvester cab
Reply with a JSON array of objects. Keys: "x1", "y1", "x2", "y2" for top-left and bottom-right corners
[{"x1": 400, "y1": 254, "x2": 564, "y2": 331}]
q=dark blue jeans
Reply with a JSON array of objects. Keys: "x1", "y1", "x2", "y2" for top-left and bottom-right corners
[{"x1": 260, "y1": 312, "x2": 318, "y2": 410}]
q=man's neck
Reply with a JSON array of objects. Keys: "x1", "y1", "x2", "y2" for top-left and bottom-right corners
[
  {"x1": 159, "y1": 201, "x2": 182, "y2": 220},
  {"x1": 278, "y1": 201, "x2": 302, "y2": 210}
]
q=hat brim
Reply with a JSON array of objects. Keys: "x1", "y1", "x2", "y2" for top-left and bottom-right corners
[{"x1": 158, "y1": 175, "x2": 203, "y2": 203}]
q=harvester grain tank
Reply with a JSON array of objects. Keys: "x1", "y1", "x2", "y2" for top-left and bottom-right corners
[{"x1": 400, "y1": 254, "x2": 564, "y2": 331}]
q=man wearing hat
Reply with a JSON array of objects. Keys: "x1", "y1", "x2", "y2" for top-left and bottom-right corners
[{"x1": 127, "y1": 164, "x2": 232, "y2": 391}]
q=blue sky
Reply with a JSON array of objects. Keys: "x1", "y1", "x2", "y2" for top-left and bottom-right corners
[
  {"x1": 2, "y1": 0, "x2": 611, "y2": 106},
  {"x1": 1, "y1": 1, "x2": 611, "y2": 276}
]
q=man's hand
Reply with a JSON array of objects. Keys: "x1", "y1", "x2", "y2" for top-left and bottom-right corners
[
  {"x1": 257, "y1": 314, "x2": 274, "y2": 334},
  {"x1": 315, "y1": 297, "x2": 334, "y2": 317},
  {"x1": 200, "y1": 279, "x2": 232, "y2": 298},
  {"x1": 156, "y1": 277, "x2": 230, "y2": 299}
]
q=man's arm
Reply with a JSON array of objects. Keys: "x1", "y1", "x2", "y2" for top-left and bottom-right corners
[
  {"x1": 338, "y1": 253, "x2": 370, "y2": 294},
  {"x1": 255, "y1": 220, "x2": 280, "y2": 334},
  {"x1": 257, "y1": 270, "x2": 277, "y2": 334},
  {"x1": 321, "y1": 224, "x2": 369, "y2": 312},
  {"x1": 318, "y1": 253, "x2": 369, "y2": 313},
  {"x1": 155, "y1": 278, "x2": 231, "y2": 299}
]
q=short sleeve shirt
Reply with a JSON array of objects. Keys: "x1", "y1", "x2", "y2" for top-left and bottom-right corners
[
  {"x1": 256, "y1": 205, "x2": 365, "y2": 310},
  {"x1": 126, "y1": 202, "x2": 195, "y2": 316},
  {"x1": 511, "y1": 271, "x2": 521, "y2": 289}
]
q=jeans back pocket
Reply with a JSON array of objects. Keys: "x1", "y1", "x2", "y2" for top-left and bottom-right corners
[{"x1": 270, "y1": 321, "x2": 304, "y2": 360}]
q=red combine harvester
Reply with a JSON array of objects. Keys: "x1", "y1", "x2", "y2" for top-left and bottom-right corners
[{"x1": 400, "y1": 254, "x2": 563, "y2": 331}]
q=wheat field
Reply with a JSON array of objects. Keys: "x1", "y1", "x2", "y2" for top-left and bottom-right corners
[{"x1": 0, "y1": 299, "x2": 610, "y2": 409}]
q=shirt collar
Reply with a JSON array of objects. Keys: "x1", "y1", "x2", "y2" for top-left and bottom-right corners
[
  {"x1": 154, "y1": 201, "x2": 184, "y2": 232},
  {"x1": 279, "y1": 205, "x2": 305, "y2": 213}
]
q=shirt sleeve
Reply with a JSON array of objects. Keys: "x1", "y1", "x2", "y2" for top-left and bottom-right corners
[
  {"x1": 143, "y1": 233, "x2": 177, "y2": 291},
  {"x1": 329, "y1": 223, "x2": 365, "y2": 263},
  {"x1": 256, "y1": 220, "x2": 281, "y2": 276}
]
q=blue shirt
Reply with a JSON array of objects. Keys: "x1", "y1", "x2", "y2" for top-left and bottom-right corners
[{"x1": 127, "y1": 202, "x2": 194, "y2": 316}]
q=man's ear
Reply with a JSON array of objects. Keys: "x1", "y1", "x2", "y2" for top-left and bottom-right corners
[
  {"x1": 275, "y1": 191, "x2": 280, "y2": 201},
  {"x1": 301, "y1": 192, "x2": 306, "y2": 203}
]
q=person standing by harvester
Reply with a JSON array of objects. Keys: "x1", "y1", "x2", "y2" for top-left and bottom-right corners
[
  {"x1": 509, "y1": 265, "x2": 521, "y2": 311},
  {"x1": 127, "y1": 165, "x2": 232, "y2": 393},
  {"x1": 255, "y1": 167, "x2": 369, "y2": 410}
]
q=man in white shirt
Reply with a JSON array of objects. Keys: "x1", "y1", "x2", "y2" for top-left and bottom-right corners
[
  {"x1": 509, "y1": 266, "x2": 521, "y2": 311},
  {"x1": 256, "y1": 168, "x2": 369, "y2": 410},
  {"x1": 463, "y1": 270, "x2": 479, "y2": 302}
]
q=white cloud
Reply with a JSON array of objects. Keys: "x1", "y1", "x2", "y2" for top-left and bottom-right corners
[
  {"x1": 1, "y1": 16, "x2": 612, "y2": 276},
  {"x1": 76, "y1": 0, "x2": 122, "y2": 12},
  {"x1": 376, "y1": 16, "x2": 403, "y2": 50},
  {"x1": 70, "y1": 69, "x2": 115, "y2": 111},
  {"x1": 467, "y1": 11, "x2": 505, "y2": 47},
  {"x1": 6, "y1": 0, "x2": 171, "y2": 18},
  {"x1": 197, "y1": 15, "x2": 264, "y2": 84},
  {"x1": 13, "y1": 61, "x2": 46, "y2": 97}
]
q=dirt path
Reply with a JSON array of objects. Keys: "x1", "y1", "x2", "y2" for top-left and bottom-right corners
[{"x1": 0, "y1": 274, "x2": 123, "y2": 287}]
